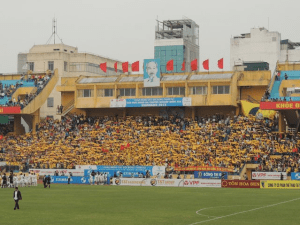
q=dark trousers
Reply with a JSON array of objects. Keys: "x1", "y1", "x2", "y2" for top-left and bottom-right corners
[
  {"x1": 68, "y1": 178, "x2": 70, "y2": 184},
  {"x1": 44, "y1": 182, "x2": 47, "y2": 188},
  {"x1": 14, "y1": 200, "x2": 19, "y2": 209}
]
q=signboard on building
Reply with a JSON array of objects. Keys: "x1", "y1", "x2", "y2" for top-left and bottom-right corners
[
  {"x1": 260, "y1": 101, "x2": 300, "y2": 110},
  {"x1": 291, "y1": 173, "x2": 300, "y2": 180},
  {"x1": 144, "y1": 59, "x2": 160, "y2": 87},
  {"x1": 110, "y1": 97, "x2": 191, "y2": 108},
  {"x1": 0, "y1": 106, "x2": 21, "y2": 114},
  {"x1": 252, "y1": 172, "x2": 287, "y2": 180}
]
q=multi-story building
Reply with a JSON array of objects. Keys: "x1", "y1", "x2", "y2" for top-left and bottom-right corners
[
  {"x1": 154, "y1": 18, "x2": 199, "y2": 73},
  {"x1": 17, "y1": 44, "x2": 129, "y2": 119},
  {"x1": 230, "y1": 27, "x2": 300, "y2": 74}
]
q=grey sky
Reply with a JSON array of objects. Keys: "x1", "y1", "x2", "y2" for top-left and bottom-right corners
[{"x1": 0, "y1": 0, "x2": 299, "y2": 73}]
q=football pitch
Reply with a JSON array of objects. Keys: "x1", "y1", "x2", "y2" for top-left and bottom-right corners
[{"x1": 1, "y1": 184, "x2": 300, "y2": 225}]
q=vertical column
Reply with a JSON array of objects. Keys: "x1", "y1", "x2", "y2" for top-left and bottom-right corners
[
  {"x1": 14, "y1": 115, "x2": 24, "y2": 135},
  {"x1": 278, "y1": 111, "x2": 285, "y2": 133},
  {"x1": 207, "y1": 82, "x2": 211, "y2": 105},
  {"x1": 136, "y1": 83, "x2": 139, "y2": 98},
  {"x1": 32, "y1": 109, "x2": 40, "y2": 134},
  {"x1": 94, "y1": 85, "x2": 97, "y2": 107},
  {"x1": 192, "y1": 107, "x2": 195, "y2": 120}
]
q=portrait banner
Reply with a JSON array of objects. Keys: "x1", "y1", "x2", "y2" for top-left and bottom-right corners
[{"x1": 144, "y1": 59, "x2": 160, "y2": 87}]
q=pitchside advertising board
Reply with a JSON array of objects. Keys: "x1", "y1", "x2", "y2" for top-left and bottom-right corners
[
  {"x1": 260, "y1": 180, "x2": 300, "y2": 189},
  {"x1": 84, "y1": 166, "x2": 165, "y2": 178},
  {"x1": 252, "y1": 172, "x2": 287, "y2": 180},
  {"x1": 51, "y1": 176, "x2": 90, "y2": 184},
  {"x1": 112, "y1": 178, "x2": 221, "y2": 188},
  {"x1": 29, "y1": 169, "x2": 84, "y2": 176},
  {"x1": 194, "y1": 171, "x2": 228, "y2": 179},
  {"x1": 222, "y1": 180, "x2": 260, "y2": 188},
  {"x1": 291, "y1": 172, "x2": 300, "y2": 180},
  {"x1": 110, "y1": 97, "x2": 192, "y2": 108}
]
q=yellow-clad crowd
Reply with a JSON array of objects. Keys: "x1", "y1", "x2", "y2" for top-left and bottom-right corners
[{"x1": 0, "y1": 113, "x2": 299, "y2": 173}]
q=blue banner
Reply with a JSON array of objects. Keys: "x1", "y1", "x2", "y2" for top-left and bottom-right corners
[
  {"x1": 84, "y1": 165, "x2": 154, "y2": 178},
  {"x1": 125, "y1": 97, "x2": 191, "y2": 107},
  {"x1": 51, "y1": 176, "x2": 90, "y2": 184},
  {"x1": 291, "y1": 173, "x2": 300, "y2": 180},
  {"x1": 194, "y1": 171, "x2": 228, "y2": 179}
]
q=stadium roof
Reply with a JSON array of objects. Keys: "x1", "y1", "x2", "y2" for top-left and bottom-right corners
[
  {"x1": 79, "y1": 77, "x2": 118, "y2": 84},
  {"x1": 190, "y1": 73, "x2": 233, "y2": 81},
  {"x1": 161, "y1": 75, "x2": 188, "y2": 81},
  {"x1": 119, "y1": 76, "x2": 143, "y2": 82}
]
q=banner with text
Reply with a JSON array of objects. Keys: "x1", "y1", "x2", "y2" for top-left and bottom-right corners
[
  {"x1": 50, "y1": 176, "x2": 90, "y2": 184},
  {"x1": 194, "y1": 171, "x2": 228, "y2": 179},
  {"x1": 0, "y1": 106, "x2": 21, "y2": 114},
  {"x1": 110, "y1": 98, "x2": 192, "y2": 108},
  {"x1": 29, "y1": 169, "x2": 84, "y2": 177},
  {"x1": 260, "y1": 101, "x2": 300, "y2": 110},
  {"x1": 112, "y1": 178, "x2": 221, "y2": 188},
  {"x1": 252, "y1": 172, "x2": 287, "y2": 180},
  {"x1": 260, "y1": 180, "x2": 300, "y2": 189},
  {"x1": 175, "y1": 166, "x2": 233, "y2": 172},
  {"x1": 221, "y1": 180, "x2": 260, "y2": 188}
]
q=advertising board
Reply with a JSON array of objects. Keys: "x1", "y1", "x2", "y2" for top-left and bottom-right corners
[
  {"x1": 291, "y1": 173, "x2": 300, "y2": 180},
  {"x1": 252, "y1": 172, "x2": 287, "y2": 180},
  {"x1": 175, "y1": 166, "x2": 233, "y2": 172},
  {"x1": 110, "y1": 98, "x2": 191, "y2": 108},
  {"x1": 260, "y1": 101, "x2": 300, "y2": 110},
  {"x1": 0, "y1": 106, "x2": 21, "y2": 114},
  {"x1": 29, "y1": 169, "x2": 84, "y2": 177},
  {"x1": 50, "y1": 176, "x2": 89, "y2": 184},
  {"x1": 260, "y1": 180, "x2": 300, "y2": 189},
  {"x1": 221, "y1": 180, "x2": 260, "y2": 188},
  {"x1": 194, "y1": 171, "x2": 228, "y2": 179}
]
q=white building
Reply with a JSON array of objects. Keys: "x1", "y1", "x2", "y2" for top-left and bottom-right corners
[
  {"x1": 230, "y1": 27, "x2": 300, "y2": 74},
  {"x1": 18, "y1": 43, "x2": 127, "y2": 119}
]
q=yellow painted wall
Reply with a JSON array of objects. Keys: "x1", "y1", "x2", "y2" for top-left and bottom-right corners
[{"x1": 240, "y1": 86, "x2": 266, "y2": 102}]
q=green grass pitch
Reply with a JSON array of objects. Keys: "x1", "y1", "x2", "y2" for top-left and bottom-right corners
[{"x1": 1, "y1": 184, "x2": 300, "y2": 225}]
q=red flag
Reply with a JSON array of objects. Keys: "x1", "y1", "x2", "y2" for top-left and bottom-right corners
[
  {"x1": 99, "y1": 62, "x2": 107, "y2": 73},
  {"x1": 122, "y1": 62, "x2": 128, "y2": 73},
  {"x1": 120, "y1": 145, "x2": 125, "y2": 150},
  {"x1": 132, "y1": 61, "x2": 139, "y2": 72},
  {"x1": 218, "y1": 58, "x2": 223, "y2": 69},
  {"x1": 191, "y1": 59, "x2": 198, "y2": 71},
  {"x1": 203, "y1": 59, "x2": 209, "y2": 70},
  {"x1": 114, "y1": 62, "x2": 118, "y2": 73},
  {"x1": 166, "y1": 59, "x2": 174, "y2": 71},
  {"x1": 0, "y1": 135, "x2": 3, "y2": 140},
  {"x1": 181, "y1": 61, "x2": 185, "y2": 71}
]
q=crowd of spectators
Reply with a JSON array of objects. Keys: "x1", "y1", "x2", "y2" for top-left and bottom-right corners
[
  {"x1": 0, "y1": 73, "x2": 52, "y2": 109},
  {"x1": 0, "y1": 113, "x2": 299, "y2": 175}
]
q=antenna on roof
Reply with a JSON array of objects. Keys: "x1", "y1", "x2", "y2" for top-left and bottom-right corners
[{"x1": 46, "y1": 18, "x2": 64, "y2": 45}]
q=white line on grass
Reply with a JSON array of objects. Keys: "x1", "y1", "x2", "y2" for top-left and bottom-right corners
[
  {"x1": 196, "y1": 205, "x2": 259, "y2": 218},
  {"x1": 189, "y1": 197, "x2": 300, "y2": 225}
]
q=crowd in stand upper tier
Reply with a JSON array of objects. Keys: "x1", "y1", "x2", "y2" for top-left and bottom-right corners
[
  {"x1": 0, "y1": 73, "x2": 52, "y2": 109},
  {"x1": 1, "y1": 113, "x2": 300, "y2": 174}
]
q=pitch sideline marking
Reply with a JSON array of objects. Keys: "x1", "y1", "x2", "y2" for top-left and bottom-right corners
[{"x1": 189, "y1": 197, "x2": 300, "y2": 225}]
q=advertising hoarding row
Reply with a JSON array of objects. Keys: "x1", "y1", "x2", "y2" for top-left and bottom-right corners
[
  {"x1": 291, "y1": 172, "x2": 300, "y2": 180},
  {"x1": 112, "y1": 178, "x2": 221, "y2": 188},
  {"x1": 51, "y1": 176, "x2": 90, "y2": 184},
  {"x1": 29, "y1": 169, "x2": 84, "y2": 176},
  {"x1": 252, "y1": 172, "x2": 287, "y2": 180}
]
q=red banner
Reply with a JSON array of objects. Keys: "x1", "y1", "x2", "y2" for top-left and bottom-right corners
[
  {"x1": 260, "y1": 101, "x2": 300, "y2": 110},
  {"x1": 0, "y1": 106, "x2": 21, "y2": 114},
  {"x1": 174, "y1": 166, "x2": 233, "y2": 172},
  {"x1": 221, "y1": 180, "x2": 260, "y2": 188}
]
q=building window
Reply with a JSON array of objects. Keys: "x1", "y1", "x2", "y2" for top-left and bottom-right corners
[
  {"x1": 48, "y1": 61, "x2": 54, "y2": 71},
  {"x1": 190, "y1": 86, "x2": 207, "y2": 95},
  {"x1": 168, "y1": 87, "x2": 185, "y2": 96},
  {"x1": 64, "y1": 62, "x2": 68, "y2": 72},
  {"x1": 97, "y1": 89, "x2": 114, "y2": 97},
  {"x1": 142, "y1": 87, "x2": 163, "y2": 96},
  {"x1": 212, "y1": 86, "x2": 230, "y2": 94},
  {"x1": 120, "y1": 88, "x2": 136, "y2": 97},
  {"x1": 28, "y1": 62, "x2": 34, "y2": 71},
  {"x1": 78, "y1": 89, "x2": 94, "y2": 98},
  {"x1": 47, "y1": 97, "x2": 54, "y2": 107}
]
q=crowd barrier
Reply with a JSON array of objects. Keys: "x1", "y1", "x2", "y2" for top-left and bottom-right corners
[{"x1": 112, "y1": 178, "x2": 222, "y2": 188}]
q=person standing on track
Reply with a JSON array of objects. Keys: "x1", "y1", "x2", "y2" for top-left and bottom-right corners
[{"x1": 13, "y1": 187, "x2": 22, "y2": 210}]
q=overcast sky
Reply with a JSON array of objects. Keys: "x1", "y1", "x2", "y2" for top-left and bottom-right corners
[{"x1": 0, "y1": 0, "x2": 299, "y2": 73}]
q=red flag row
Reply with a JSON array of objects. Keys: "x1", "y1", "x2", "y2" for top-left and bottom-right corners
[{"x1": 99, "y1": 58, "x2": 224, "y2": 73}]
